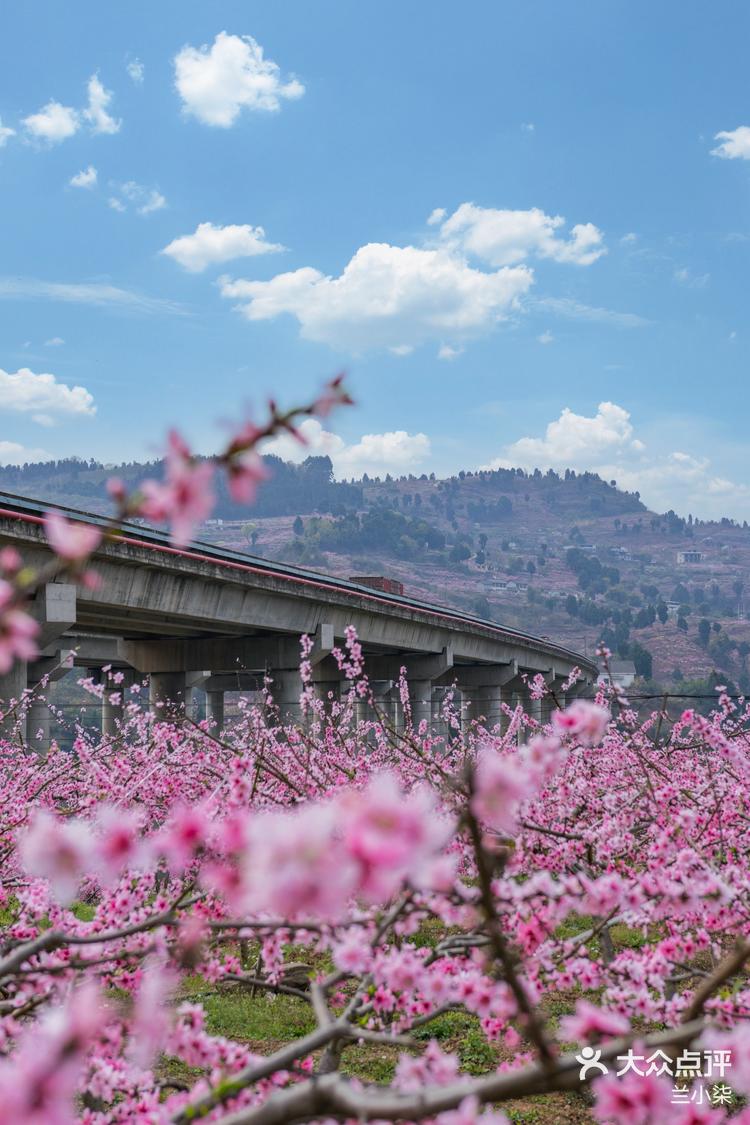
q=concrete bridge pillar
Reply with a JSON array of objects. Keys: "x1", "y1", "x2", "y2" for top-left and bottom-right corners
[
  {"x1": 370, "y1": 680, "x2": 394, "y2": 729},
  {"x1": 270, "y1": 669, "x2": 303, "y2": 725},
  {"x1": 543, "y1": 675, "x2": 567, "y2": 725},
  {"x1": 205, "y1": 690, "x2": 225, "y2": 731},
  {"x1": 408, "y1": 679, "x2": 433, "y2": 730},
  {"x1": 27, "y1": 698, "x2": 51, "y2": 753},
  {"x1": 461, "y1": 685, "x2": 505, "y2": 733},
  {"x1": 149, "y1": 671, "x2": 190, "y2": 717},
  {"x1": 0, "y1": 662, "x2": 28, "y2": 742},
  {"x1": 102, "y1": 671, "x2": 134, "y2": 738}
]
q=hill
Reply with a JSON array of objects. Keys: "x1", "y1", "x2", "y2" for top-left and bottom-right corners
[{"x1": 4, "y1": 454, "x2": 750, "y2": 693}]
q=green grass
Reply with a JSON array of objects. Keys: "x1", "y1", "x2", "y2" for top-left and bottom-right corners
[{"x1": 202, "y1": 988, "x2": 316, "y2": 1043}]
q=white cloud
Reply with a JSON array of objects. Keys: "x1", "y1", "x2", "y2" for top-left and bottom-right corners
[
  {"x1": 535, "y1": 296, "x2": 649, "y2": 328},
  {"x1": 0, "y1": 440, "x2": 52, "y2": 465},
  {"x1": 127, "y1": 58, "x2": 144, "y2": 84},
  {"x1": 674, "y1": 266, "x2": 710, "y2": 289},
  {"x1": 0, "y1": 277, "x2": 186, "y2": 315},
  {"x1": 438, "y1": 343, "x2": 463, "y2": 360},
  {"x1": 23, "y1": 100, "x2": 79, "y2": 144},
  {"x1": 218, "y1": 203, "x2": 613, "y2": 353},
  {"x1": 620, "y1": 232, "x2": 638, "y2": 245},
  {"x1": 138, "y1": 189, "x2": 166, "y2": 215},
  {"x1": 712, "y1": 126, "x2": 750, "y2": 160},
  {"x1": 220, "y1": 242, "x2": 532, "y2": 351},
  {"x1": 109, "y1": 181, "x2": 167, "y2": 215},
  {"x1": 489, "y1": 402, "x2": 644, "y2": 471},
  {"x1": 44, "y1": 337, "x2": 65, "y2": 347},
  {"x1": 484, "y1": 401, "x2": 750, "y2": 520},
  {"x1": 0, "y1": 118, "x2": 15, "y2": 147},
  {"x1": 0, "y1": 367, "x2": 95, "y2": 423},
  {"x1": 161, "y1": 221, "x2": 284, "y2": 272},
  {"x1": 436, "y1": 203, "x2": 606, "y2": 267},
  {"x1": 537, "y1": 330, "x2": 554, "y2": 344},
  {"x1": 83, "y1": 74, "x2": 120, "y2": 134},
  {"x1": 263, "y1": 418, "x2": 430, "y2": 479},
  {"x1": 521, "y1": 122, "x2": 535, "y2": 132},
  {"x1": 174, "y1": 31, "x2": 304, "y2": 127},
  {"x1": 70, "y1": 165, "x2": 97, "y2": 189}
]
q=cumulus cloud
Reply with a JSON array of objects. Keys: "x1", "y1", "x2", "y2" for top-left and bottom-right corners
[
  {"x1": 0, "y1": 367, "x2": 95, "y2": 424},
  {"x1": 0, "y1": 118, "x2": 15, "y2": 147},
  {"x1": 484, "y1": 401, "x2": 750, "y2": 520},
  {"x1": 174, "y1": 32, "x2": 304, "y2": 126},
  {"x1": 712, "y1": 126, "x2": 750, "y2": 160},
  {"x1": 435, "y1": 203, "x2": 606, "y2": 266},
  {"x1": 263, "y1": 418, "x2": 431, "y2": 479},
  {"x1": 161, "y1": 221, "x2": 284, "y2": 272},
  {"x1": 127, "y1": 59, "x2": 144, "y2": 84},
  {"x1": 23, "y1": 100, "x2": 79, "y2": 143},
  {"x1": 70, "y1": 165, "x2": 97, "y2": 189},
  {"x1": 220, "y1": 242, "x2": 532, "y2": 351},
  {"x1": 218, "y1": 202, "x2": 609, "y2": 353},
  {"x1": 44, "y1": 337, "x2": 65, "y2": 347},
  {"x1": 83, "y1": 75, "x2": 120, "y2": 134},
  {"x1": 23, "y1": 74, "x2": 120, "y2": 143},
  {"x1": 0, "y1": 440, "x2": 52, "y2": 465}
]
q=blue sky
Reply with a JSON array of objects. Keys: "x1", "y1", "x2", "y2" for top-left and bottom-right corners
[{"x1": 2, "y1": 1, "x2": 750, "y2": 519}]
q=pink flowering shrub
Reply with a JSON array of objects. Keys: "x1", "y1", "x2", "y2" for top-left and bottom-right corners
[{"x1": 2, "y1": 384, "x2": 750, "y2": 1122}]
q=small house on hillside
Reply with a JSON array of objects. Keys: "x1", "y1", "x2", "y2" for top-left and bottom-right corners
[
  {"x1": 597, "y1": 660, "x2": 637, "y2": 689},
  {"x1": 677, "y1": 550, "x2": 703, "y2": 564}
]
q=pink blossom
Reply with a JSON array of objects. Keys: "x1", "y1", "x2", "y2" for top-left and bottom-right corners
[
  {"x1": 435, "y1": 1096, "x2": 510, "y2": 1125},
  {"x1": 0, "y1": 982, "x2": 105, "y2": 1124},
  {"x1": 311, "y1": 373, "x2": 353, "y2": 418},
  {"x1": 0, "y1": 547, "x2": 21, "y2": 575},
  {"x1": 159, "y1": 803, "x2": 210, "y2": 873},
  {"x1": 44, "y1": 510, "x2": 102, "y2": 562},
  {"x1": 593, "y1": 1070, "x2": 673, "y2": 1124},
  {"x1": 471, "y1": 746, "x2": 537, "y2": 833},
  {"x1": 94, "y1": 805, "x2": 145, "y2": 882},
  {"x1": 552, "y1": 700, "x2": 611, "y2": 746},
  {"x1": 0, "y1": 582, "x2": 38, "y2": 674},
  {"x1": 243, "y1": 803, "x2": 359, "y2": 919},
  {"x1": 702, "y1": 1024, "x2": 750, "y2": 1095},
  {"x1": 559, "y1": 999, "x2": 630, "y2": 1042},
  {"x1": 333, "y1": 929, "x2": 374, "y2": 974},
  {"x1": 127, "y1": 958, "x2": 176, "y2": 1067},
  {"x1": 19, "y1": 810, "x2": 96, "y2": 904},
  {"x1": 138, "y1": 431, "x2": 215, "y2": 546},
  {"x1": 341, "y1": 773, "x2": 451, "y2": 900},
  {"x1": 228, "y1": 449, "x2": 270, "y2": 504}
]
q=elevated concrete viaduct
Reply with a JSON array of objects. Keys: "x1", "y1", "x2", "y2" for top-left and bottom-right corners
[{"x1": 0, "y1": 493, "x2": 597, "y2": 745}]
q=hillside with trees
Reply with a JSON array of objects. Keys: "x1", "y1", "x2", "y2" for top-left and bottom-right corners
[{"x1": 4, "y1": 453, "x2": 750, "y2": 696}]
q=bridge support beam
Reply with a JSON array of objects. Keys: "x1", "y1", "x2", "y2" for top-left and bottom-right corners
[{"x1": 32, "y1": 583, "x2": 76, "y2": 650}]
